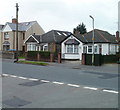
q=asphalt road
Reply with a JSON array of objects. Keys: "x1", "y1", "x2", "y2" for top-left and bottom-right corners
[
  {"x1": 1, "y1": 60, "x2": 119, "y2": 108},
  {"x1": 2, "y1": 60, "x2": 119, "y2": 91}
]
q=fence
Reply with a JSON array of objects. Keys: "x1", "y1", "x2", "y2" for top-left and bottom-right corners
[{"x1": 82, "y1": 53, "x2": 119, "y2": 66}]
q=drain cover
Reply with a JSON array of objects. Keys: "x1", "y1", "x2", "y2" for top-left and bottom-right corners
[
  {"x1": 3, "y1": 97, "x2": 31, "y2": 107},
  {"x1": 19, "y1": 81, "x2": 47, "y2": 86}
]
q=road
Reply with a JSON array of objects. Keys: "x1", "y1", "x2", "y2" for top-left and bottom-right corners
[
  {"x1": 1, "y1": 60, "x2": 119, "y2": 108},
  {"x1": 2, "y1": 60, "x2": 119, "y2": 90}
]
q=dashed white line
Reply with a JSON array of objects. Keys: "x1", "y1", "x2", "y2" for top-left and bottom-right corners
[
  {"x1": 102, "y1": 89, "x2": 118, "y2": 94},
  {"x1": 2, "y1": 74, "x2": 119, "y2": 94},
  {"x1": 28, "y1": 78, "x2": 39, "y2": 81},
  {"x1": 2, "y1": 74, "x2": 9, "y2": 77},
  {"x1": 67, "y1": 84, "x2": 80, "y2": 88},
  {"x1": 83, "y1": 86, "x2": 98, "y2": 90},
  {"x1": 52, "y1": 81, "x2": 64, "y2": 85},
  {"x1": 9, "y1": 75, "x2": 17, "y2": 78},
  {"x1": 18, "y1": 76, "x2": 28, "y2": 80},
  {"x1": 41, "y1": 80, "x2": 50, "y2": 83}
]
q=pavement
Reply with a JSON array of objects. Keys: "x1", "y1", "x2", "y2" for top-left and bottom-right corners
[{"x1": 49, "y1": 60, "x2": 119, "y2": 74}]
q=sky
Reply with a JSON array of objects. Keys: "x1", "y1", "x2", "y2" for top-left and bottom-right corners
[{"x1": 0, "y1": 0, "x2": 119, "y2": 35}]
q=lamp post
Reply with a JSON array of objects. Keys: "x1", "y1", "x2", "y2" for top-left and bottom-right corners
[
  {"x1": 15, "y1": 3, "x2": 19, "y2": 62},
  {"x1": 89, "y1": 15, "x2": 94, "y2": 65}
]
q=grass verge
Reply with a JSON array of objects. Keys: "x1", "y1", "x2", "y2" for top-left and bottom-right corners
[{"x1": 17, "y1": 60, "x2": 48, "y2": 66}]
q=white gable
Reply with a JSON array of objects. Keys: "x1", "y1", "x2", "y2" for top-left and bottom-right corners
[
  {"x1": 62, "y1": 34, "x2": 82, "y2": 44},
  {"x1": 2, "y1": 24, "x2": 12, "y2": 32}
]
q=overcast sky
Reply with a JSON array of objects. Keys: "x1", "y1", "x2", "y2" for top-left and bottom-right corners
[{"x1": 0, "y1": 0, "x2": 119, "y2": 34}]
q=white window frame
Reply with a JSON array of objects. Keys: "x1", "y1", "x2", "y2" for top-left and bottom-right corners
[
  {"x1": 27, "y1": 43, "x2": 37, "y2": 51},
  {"x1": 66, "y1": 44, "x2": 79, "y2": 54},
  {"x1": 4, "y1": 32, "x2": 9, "y2": 40},
  {"x1": 88, "y1": 45, "x2": 92, "y2": 53}
]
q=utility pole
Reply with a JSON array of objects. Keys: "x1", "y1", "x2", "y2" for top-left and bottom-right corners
[{"x1": 15, "y1": 3, "x2": 19, "y2": 62}]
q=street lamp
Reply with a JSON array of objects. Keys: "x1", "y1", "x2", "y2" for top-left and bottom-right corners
[{"x1": 89, "y1": 15, "x2": 95, "y2": 65}]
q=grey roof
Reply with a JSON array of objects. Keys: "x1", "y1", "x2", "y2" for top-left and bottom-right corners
[
  {"x1": 41, "y1": 30, "x2": 71, "y2": 43},
  {"x1": 75, "y1": 29, "x2": 117, "y2": 44},
  {"x1": 6, "y1": 21, "x2": 37, "y2": 31},
  {"x1": 26, "y1": 30, "x2": 71, "y2": 44}
]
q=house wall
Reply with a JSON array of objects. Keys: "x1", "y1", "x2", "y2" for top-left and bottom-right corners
[
  {"x1": 61, "y1": 35, "x2": 83, "y2": 60},
  {"x1": 101, "y1": 44, "x2": 109, "y2": 55},
  {"x1": 22, "y1": 22, "x2": 45, "y2": 50},
  {"x1": 1, "y1": 22, "x2": 45, "y2": 51}
]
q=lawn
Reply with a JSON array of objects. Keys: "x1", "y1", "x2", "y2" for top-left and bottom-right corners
[{"x1": 17, "y1": 60, "x2": 49, "y2": 66}]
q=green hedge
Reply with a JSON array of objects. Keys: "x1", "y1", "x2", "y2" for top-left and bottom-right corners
[
  {"x1": 38, "y1": 51, "x2": 50, "y2": 58},
  {"x1": 27, "y1": 51, "x2": 38, "y2": 57},
  {"x1": 27, "y1": 51, "x2": 51, "y2": 58}
]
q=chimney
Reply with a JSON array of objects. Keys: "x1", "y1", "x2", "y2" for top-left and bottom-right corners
[
  {"x1": 12, "y1": 18, "x2": 17, "y2": 24},
  {"x1": 116, "y1": 31, "x2": 119, "y2": 42}
]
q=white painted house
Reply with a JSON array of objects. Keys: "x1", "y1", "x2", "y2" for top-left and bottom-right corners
[
  {"x1": 61, "y1": 29, "x2": 119, "y2": 60},
  {"x1": 61, "y1": 34, "x2": 83, "y2": 60}
]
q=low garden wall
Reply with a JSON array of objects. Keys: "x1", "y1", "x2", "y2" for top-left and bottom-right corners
[
  {"x1": 25, "y1": 51, "x2": 61, "y2": 63},
  {"x1": 0, "y1": 51, "x2": 15, "y2": 59}
]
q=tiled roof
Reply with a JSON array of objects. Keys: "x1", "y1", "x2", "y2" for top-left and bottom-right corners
[
  {"x1": 7, "y1": 21, "x2": 36, "y2": 31},
  {"x1": 26, "y1": 30, "x2": 71, "y2": 44},
  {"x1": 75, "y1": 29, "x2": 117, "y2": 43},
  {"x1": 41, "y1": 30, "x2": 71, "y2": 43}
]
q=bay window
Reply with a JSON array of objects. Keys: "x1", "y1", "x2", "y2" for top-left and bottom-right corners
[
  {"x1": 66, "y1": 45, "x2": 79, "y2": 53},
  {"x1": 27, "y1": 43, "x2": 36, "y2": 51}
]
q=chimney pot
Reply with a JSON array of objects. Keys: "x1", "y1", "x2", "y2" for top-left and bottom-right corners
[{"x1": 12, "y1": 18, "x2": 17, "y2": 24}]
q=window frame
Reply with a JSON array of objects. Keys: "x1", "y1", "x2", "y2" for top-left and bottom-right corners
[{"x1": 4, "y1": 32, "x2": 9, "y2": 40}]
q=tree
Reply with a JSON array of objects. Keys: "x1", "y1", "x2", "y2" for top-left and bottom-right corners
[{"x1": 73, "y1": 22, "x2": 87, "y2": 35}]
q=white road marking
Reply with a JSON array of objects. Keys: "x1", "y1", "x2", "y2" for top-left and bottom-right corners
[
  {"x1": 2, "y1": 74, "x2": 9, "y2": 77},
  {"x1": 28, "y1": 78, "x2": 39, "y2": 81},
  {"x1": 83, "y1": 86, "x2": 98, "y2": 90},
  {"x1": 52, "y1": 81, "x2": 64, "y2": 85},
  {"x1": 9, "y1": 75, "x2": 17, "y2": 78},
  {"x1": 2, "y1": 74, "x2": 118, "y2": 94},
  {"x1": 103, "y1": 89, "x2": 118, "y2": 94},
  {"x1": 18, "y1": 76, "x2": 28, "y2": 80},
  {"x1": 41, "y1": 80, "x2": 50, "y2": 83},
  {"x1": 67, "y1": 84, "x2": 80, "y2": 88}
]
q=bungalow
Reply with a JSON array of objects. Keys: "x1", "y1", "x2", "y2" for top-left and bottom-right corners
[
  {"x1": 25, "y1": 29, "x2": 119, "y2": 61},
  {"x1": 24, "y1": 30, "x2": 71, "y2": 53},
  {"x1": 61, "y1": 29, "x2": 119, "y2": 60}
]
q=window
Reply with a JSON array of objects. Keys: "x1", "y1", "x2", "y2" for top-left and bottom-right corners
[
  {"x1": 83, "y1": 46, "x2": 87, "y2": 53},
  {"x1": 88, "y1": 46, "x2": 92, "y2": 53},
  {"x1": 67, "y1": 45, "x2": 73, "y2": 53},
  {"x1": 4, "y1": 32, "x2": 9, "y2": 40},
  {"x1": 44, "y1": 46, "x2": 48, "y2": 51},
  {"x1": 74, "y1": 45, "x2": 79, "y2": 53},
  {"x1": 27, "y1": 43, "x2": 36, "y2": 51},
  {"x1": 66, "y1": 45, "x2": 79, "y2": 53},
  {"x1": 94, "y1": 46, "x2": 97, "y2": 53},
  {"x1": 23, "y1": 33, "x2": 25, "y2": 40},
  {"x1": 63, "y1": 33, "x2": 67, "y2": 36},
  {"x1": 57, "y1": 32, "x2": 62, "y2": 35}
]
